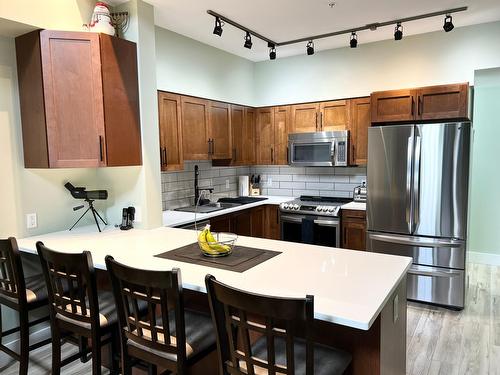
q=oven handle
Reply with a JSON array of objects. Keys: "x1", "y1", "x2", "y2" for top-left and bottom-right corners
[
  {"x1": 313, "y1": 219, "x2": 339, "y2": 227},
  {"x1": 280, "y1": 215, "x2": 304, "y2": 224}
]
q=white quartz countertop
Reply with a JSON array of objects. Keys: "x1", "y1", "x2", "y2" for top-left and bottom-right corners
[
  {"x1": 163, "y1": 196, "x2": 294, "y2": 227},
  {"x1": 18, "y1": 225, "x2": 411, "y2": 330},
  {"x1": 341, "y1": 201, "x2": 366, "y2": 211}
]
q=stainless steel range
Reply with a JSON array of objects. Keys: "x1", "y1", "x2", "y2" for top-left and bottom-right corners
[{"x1": 279, "y1": 196, "x2": 352, "y2": 248}]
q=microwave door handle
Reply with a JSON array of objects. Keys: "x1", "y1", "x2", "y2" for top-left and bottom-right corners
[{"x1": 331, "y1": 141, "x2": 336, "y2": 164}]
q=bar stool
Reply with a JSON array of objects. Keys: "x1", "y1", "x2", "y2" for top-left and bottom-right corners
[
  {"x1": 0, "y1": 237, "x2": 52, "y2": 375},
  {"x1": 205, "y1": 274, "x2": 352, "y2": 375},
  {"x1": 105, "y1": 255, "x2": 217, "y2": 375},
  {"x1": 36, "y1": 241, "x2": 119, "y2": 375}
]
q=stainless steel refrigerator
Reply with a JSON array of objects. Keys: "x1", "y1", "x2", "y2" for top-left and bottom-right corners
[{"x1": 366, "y1": 122, "x2": 470, "y2": 309}]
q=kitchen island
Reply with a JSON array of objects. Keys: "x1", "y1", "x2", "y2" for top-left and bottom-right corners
[{"x1": 18, "y1": 225, "x2": 410, "y2": 375}]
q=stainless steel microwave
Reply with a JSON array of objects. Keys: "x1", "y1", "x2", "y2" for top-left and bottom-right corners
[{"x1": 288, "y1": 131, "x2": 349, "y2": 167}]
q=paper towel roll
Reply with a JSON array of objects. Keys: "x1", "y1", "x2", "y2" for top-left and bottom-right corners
[{"x1": 238, "y1": 176, "x2": 249, "y2": 196}]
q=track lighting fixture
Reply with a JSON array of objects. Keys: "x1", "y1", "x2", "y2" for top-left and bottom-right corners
[
  {"x1": 306, "y1": 40, "x2": 314, "y2": 56},
  {"x1": 350, "y1": 32, "x2": 358, "y2": 48},
  {"x1": 443, "y1": 14, "x2": 454, "y2": 32},
  {"x1": 269, "y1": 44, "x2": 276, "y2": 60},
  {"x1": 213, "y1": 16, "x2": 223, "y2": 36},
  {"x1": 244, "y1": 31, "x2": 252, "y2": 49},
  {"x1": 394, "y1": 22, "x2": 403, "y2": 41}
]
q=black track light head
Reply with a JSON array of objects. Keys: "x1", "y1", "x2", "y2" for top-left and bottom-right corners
[
  {"x1": 307, "y1": 40, "x2": 314, "y2": 56},
  {"x1": 244, "y1": 31, "x2": 252, "y2": 49},
  {"x1": 443, "y1": 15, "x2": 454, "y2": 32},
  {"x1": 350, "y1": 32, "x2": 358, "y2": 48},
  {"x1": 394, "y1": 22, "x2": 403, "y2": 41},
  {"x1": 213, "y1": 17, "x2": 223, "y2": 36},
  {"x1": 269, "y1": 46, "x2": 276, "y2": 60}
]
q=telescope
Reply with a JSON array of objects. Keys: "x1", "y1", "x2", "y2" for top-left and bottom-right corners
[{"x1": 65, "y1": 182, "x2": 108, "y2": 232}]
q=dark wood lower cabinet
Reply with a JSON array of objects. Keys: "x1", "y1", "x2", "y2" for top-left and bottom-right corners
[
  {"x1": 208, "y1": 205, "x2": 280, "y2": 240},
  {"x1": 341, "y1": 209, "x2": 367, "y2": 251}
]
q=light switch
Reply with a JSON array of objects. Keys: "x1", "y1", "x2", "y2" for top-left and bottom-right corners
[{"x1": 26, "y1": 213, "x2": 37, "y2": 229}]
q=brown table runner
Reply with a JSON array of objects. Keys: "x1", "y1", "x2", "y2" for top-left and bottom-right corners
[{"x1": 155, "y1": 243, "x2": 281, "y2": 273}]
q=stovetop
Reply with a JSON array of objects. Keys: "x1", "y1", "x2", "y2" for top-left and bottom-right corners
[{"x1": 279, "y1": 196, "x2": 352, "y2": 217}]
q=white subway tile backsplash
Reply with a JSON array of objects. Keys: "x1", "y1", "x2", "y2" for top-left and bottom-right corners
[
  {"x1": 293, "y1": 189, "x2": 319, "y2": 197},
  {"x1": 280, "y1": 181, "x2": 306, "y2": 189},
  {"x1": 267, "y1": 188, "x2": 293, "y2": 196},
  {"x1": 280, "y1": 166, "x2": 305, "y2": 175},
  {"x1": 306, "y1": 182, "x2": 334, "y2": 190},
  {"x1": 319, "y1": 190, "x2": 352, "y2": 198},
  {"x1": 349, "y1": 175, "x2": 366, "y2": 183},
  {"x1": 293, "y1": 174, "x2": 320, "y2": 182},
  {"x1": 334, "y1": 183, "x2": 359, "y2": 191},
  {"x1": 319, "y1": 175, "x2": 349, "y2": 183},
  {"x1": 268, "y1": 174, "x2": 292, "y2": 182}
]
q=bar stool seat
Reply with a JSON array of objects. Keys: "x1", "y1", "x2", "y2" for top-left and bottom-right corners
[
  {"x1": 127, "y1": 308, "x2": 215, "y2": 361},
  {"x1": 24, "y1": 273, "x2": 49, "y2": 304},
  {"x1": 246, "y1": 336, "x2": 352, "y2": 375}
]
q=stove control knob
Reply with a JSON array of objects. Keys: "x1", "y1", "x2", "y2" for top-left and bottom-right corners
[
  {"x1": 317, "y1": 206, "x2": 324, "y2": 212},
  {"x1": 328, "y1": 207, "x2": 334, "y2": 213},
  {"x1": 293, "y1": 204, "x2": 300, "y2": 210}
]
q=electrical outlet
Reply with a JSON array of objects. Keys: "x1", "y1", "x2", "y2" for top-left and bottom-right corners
[
  {"x1": 268, "y1": 177, "x2": 273, "y2": 187},
  {"x1": 225, "y1": 179, "x2": 230, "y2": 189},
  {"x1": 134, "y1": 207, "x2": 142, "y2": 223},
  {"x1": 26, "y1": 213, "x2": 37, "y2": 229}
]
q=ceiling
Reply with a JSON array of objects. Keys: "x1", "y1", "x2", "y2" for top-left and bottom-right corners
[{"x1": 122, "y1": 0, "x2": 500, "y2": 62}]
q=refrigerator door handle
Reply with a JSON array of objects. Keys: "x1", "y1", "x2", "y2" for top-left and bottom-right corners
[
  {"x1": 369, "y1": 233, "x2": 464, "y2": 248},
  {"x1": 413, "y1": 134, "x2": 422, "y2": 233},
  {"x1": 406, "y1": 135, "x2": 414, "y2": 233}
]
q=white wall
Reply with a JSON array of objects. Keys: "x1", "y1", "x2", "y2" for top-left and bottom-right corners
[
  {"x1": 254, "y1": 21, "x2": 500, "y2": 106},
  {"x1": 155, "y1": 27, "x2": 255, "y2": 106}
]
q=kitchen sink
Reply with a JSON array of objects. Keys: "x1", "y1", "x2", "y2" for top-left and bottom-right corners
[{"x1": 174, "y1": 201, "x2": 240, "y2": 213}]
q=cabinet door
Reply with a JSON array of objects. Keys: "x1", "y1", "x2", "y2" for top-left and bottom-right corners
[
  {"x1": 158, "y1": 92, "x2": 183, "y2": 171},
  {"x1": 265, "y1": 205, "x2": 280, "y2": 240},
  {"x1": 250, "y1": 206, "x2": 266, "y2": 238},
  {"x1": 371, "y1": 89, "x2": 416, "y2": 123},
  {"x1": 274, "y1": 106, "x2": 290, "y2": 165},
  {"x1": 256, "y1": 108, "x2": 274, "y2": 165},
  {"x1": 40, "y1": 30, "x2": 106, "y2": 168},
  {"x1": 350, "y1": 97, "x2": 371, "y2": 166},
  {"x1": 209, "y1": 101, "x2": 232, "y2": 160},
  {"x1": 100, "y1": 34, "x2": 141, "y2": 167},
  {"x1": 243, "y1": 107, "x2": 256, "y2": 165},
  {"x1": 291, "y1": 103, "x2": 320, "y2": 133},
  {"x1": 320, "y1": 100, "x2": 349, "y2": 132},
  {"x1": 181, "y1": 96, "x2": 210, "y2": 160},
  {"x1": 232, "y1": 211, "x2": 252, "y2": 237},
  {"x1": 342, "y1": 220, "x2": 367, "y2": 251},
  {"x1": 231, "y1": 105, "x2": 245, "y2": 165},
  {"x1": 416, "y1": 83, "x2": 468, "y2": 120},
  {"x1": 210, "y1": 215, "x2": 231, "y2": 233}
]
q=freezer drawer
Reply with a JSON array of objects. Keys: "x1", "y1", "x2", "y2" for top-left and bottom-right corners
[
  {"x1": 367, "y1": 232, "x2": 465, "y2": 269},
  {"x1": 407, "y1": 265, "x2": 465, "y2": 309}
]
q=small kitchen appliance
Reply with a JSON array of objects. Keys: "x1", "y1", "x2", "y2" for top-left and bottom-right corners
[
  {"x1": 288, "y1": 131, "x2": 349, "y2": 167},
  {"x1": 353, "y1": 182, "x2": 367, "y2": 202}
]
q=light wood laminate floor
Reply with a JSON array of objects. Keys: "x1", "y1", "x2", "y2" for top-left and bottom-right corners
[{"x1": 1, "y1": 263, "x2": 499, "y2": 374}]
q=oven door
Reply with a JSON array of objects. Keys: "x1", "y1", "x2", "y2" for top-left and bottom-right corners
[
  {"x1": 280, "y1": 214, "x2": 340, "y2": 248},
  {"x1": 288, "y1": 140, "x2": 335, "y2": 167}
]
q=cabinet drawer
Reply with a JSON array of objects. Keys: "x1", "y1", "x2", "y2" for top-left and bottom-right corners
[{"x1": 341, "y1": 209, "x2": 366, "y2": 220}]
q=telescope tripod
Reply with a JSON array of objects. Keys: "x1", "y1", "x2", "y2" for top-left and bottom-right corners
[{"x1": 69, "y1": 199, "x2": 108, "y2": 233}]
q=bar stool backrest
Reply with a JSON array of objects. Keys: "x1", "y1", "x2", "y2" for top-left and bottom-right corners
[
  {"x1": 0, "y1": 238, "x2": 26, "y2": 303},
  {"x1": 205, "y1": 274, "x2": 315, "y2": 375}
]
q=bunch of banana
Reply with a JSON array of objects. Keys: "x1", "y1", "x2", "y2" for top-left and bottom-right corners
[{"x1": 198, "y1": 225, "x2": 232, "y2": 255}]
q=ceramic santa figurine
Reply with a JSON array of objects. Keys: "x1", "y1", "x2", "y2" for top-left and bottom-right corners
[{"x1": 88, "y1": 2, "x2": 115, "y2": 35}]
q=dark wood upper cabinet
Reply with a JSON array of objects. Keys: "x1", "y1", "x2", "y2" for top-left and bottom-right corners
[
  {"x1": 320, "y1": 100, "x2": 350, "y2": 132},
  {"x1": 341, "y1": 209, "x2": 367, "y2": 251},
  {"x1": 273, "y1": 106, "x2": 290, "y2": 165},
  {"x1": 181, "y1": 96, "x2": 210, "y2": 160},
  {"x1": 371, "y1": 83, "x2": 469, "y2": 124},
  {"x1": 230, "y1": 105, "x2": 245, "y2": 165},
  {"x1": 209, "y1": 101, "x2": 232, "y2": 160},
  {"x1": 416, "y1": 83, "x2": 468, "y2": 120},
  {"x1": 158, "y1": 92, "x2": 183, "y2": 171},
  {"x1": 243, "y1": 107, "x2": 256, "y2": 165},
  {"x1": 256, "y1": 107, "x2": 274, "y2": 165},
  {"x1": 370, "y1": 89, "x2": 416, "y2": 124},
  {"x1": 290, "y1": 103, "x2": 320, "y2": 133},
  {"x1": 350, "y1": 97, "x2": 371, "y2": 166},
  {"x1": 15, "y1": 30, "x2": 141, "y2": 168}
]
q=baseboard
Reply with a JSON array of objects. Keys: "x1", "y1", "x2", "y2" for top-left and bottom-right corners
[{"x1": 468, "y1": 251, "x2": 500, "y2": 266}]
